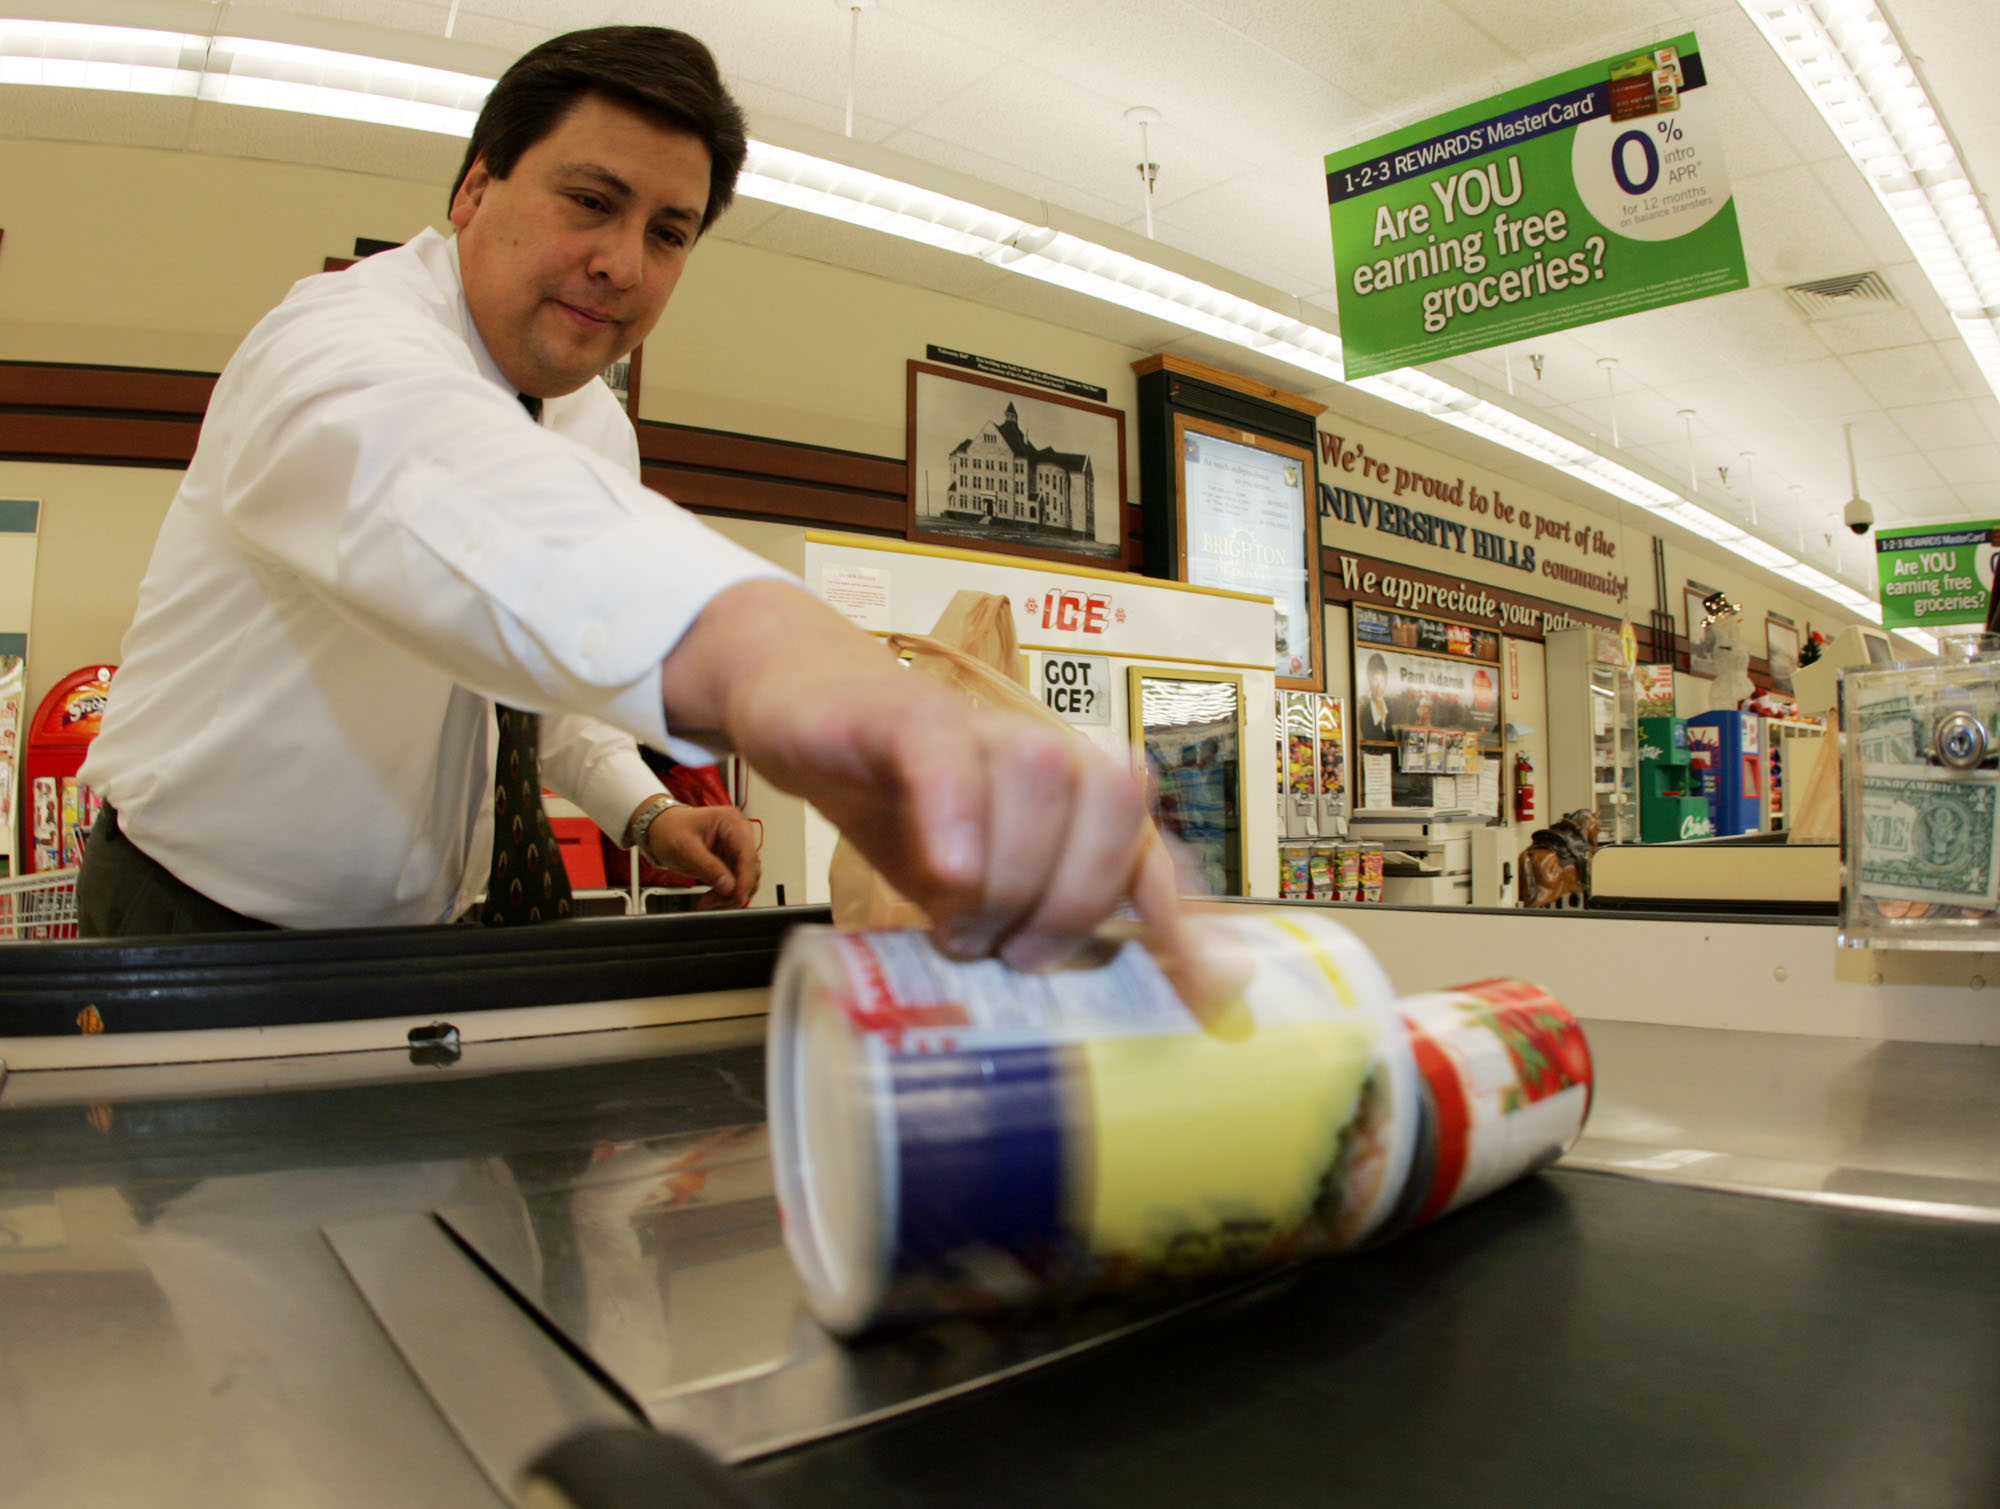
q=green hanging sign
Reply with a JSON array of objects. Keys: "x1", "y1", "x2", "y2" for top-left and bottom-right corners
[
  {"x1": 1875, "y1": 522, "x2": 2000, "y2": 630},
  {"x1": 1325, "y1": 32, "x2": 1749, "y2": 379}
]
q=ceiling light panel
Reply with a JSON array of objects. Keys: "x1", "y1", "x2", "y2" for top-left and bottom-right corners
[
  {"x1": 0, "y1": 18, "x2": 203, "y2": 94},
  {"x1": 1740, "y1": 0, "x2": 2000, "y2": 398}
]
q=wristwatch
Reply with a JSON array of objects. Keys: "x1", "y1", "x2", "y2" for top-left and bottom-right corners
[{"x1": 625, "y1": 791, "x2": 681, "y2": 855}]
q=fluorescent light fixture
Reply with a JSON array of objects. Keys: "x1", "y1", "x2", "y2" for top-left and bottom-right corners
[
  {"x1": 200, "y1": 36, "x2": 490, "y2": 134},
  {"x1": 1, "y1": 18, "x2": 1890, "y2": 625},
  {"x1": 1740, "y1": 0, "x2": 2000, "y2": 399},
  {"x1": 0, "y1": 18, "x2": 204, "y2": 93}
]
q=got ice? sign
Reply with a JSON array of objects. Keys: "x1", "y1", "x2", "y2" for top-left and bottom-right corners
[{"x1": 1040, "y1": 653, "x2": 1111, "y2": 726}]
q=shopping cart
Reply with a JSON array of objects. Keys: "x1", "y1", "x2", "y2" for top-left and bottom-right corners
[{"x1": 0, "y1": 866, "x2": 80, "y2": 942}]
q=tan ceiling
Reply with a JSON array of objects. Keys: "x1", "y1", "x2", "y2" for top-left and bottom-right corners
[{"x1": 10, "y1": 0, "x2": 2000, "y2": 591}]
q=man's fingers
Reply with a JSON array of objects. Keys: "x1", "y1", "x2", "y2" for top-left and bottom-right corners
[
  {"x1": 997, "y1": 751, "x2": 1144, "y2": 971},
  {"x1": 956, "y1": 727, "x2": 1075, "y2": 961},
  {"x1": 1127, "y1": 828, "x2": 1246, "y2": 1017},
  {"x1": 891, "y1": 709, "x2": 987, "y2": 900}
]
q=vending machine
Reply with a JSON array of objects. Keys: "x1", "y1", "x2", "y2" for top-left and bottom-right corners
[
  {"x1": 1685, "y1": 710, "x2": 1761, "y2": 837},
  {"x1": 23, "y1": 665, "x2": 115, "y2": 872}
]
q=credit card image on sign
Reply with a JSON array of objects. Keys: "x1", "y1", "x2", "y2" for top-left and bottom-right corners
[{"x1": 1570, "y1": 63, "x2": 1732, "y2": 244}]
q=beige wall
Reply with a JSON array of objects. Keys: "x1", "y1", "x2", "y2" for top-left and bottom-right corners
[
  {"x1": 0, "y1": 463, "x2": 180, "y2": 716},
  {"x1": 644, "y1": 239, "x2": 1147, "y2": 477},
  {"x1": 0, "y1": 140, "x2": 444, "y2": 372}
]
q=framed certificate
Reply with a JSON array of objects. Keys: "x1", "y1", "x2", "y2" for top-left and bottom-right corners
[
  {"x1": 906, "y1": 360, "x2": 1132, "y2": 571},
  {"x1": 1175, "y1": 414, "x2": 1323, "y2": 689}
]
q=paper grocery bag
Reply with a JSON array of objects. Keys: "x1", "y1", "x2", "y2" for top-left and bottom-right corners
[
  {"x1": 828, "y1": 590, "x2": 1066, "y2": 928},
  {"x1": 1787, "y1": 711, "x2": 1841, "y2": 846}
]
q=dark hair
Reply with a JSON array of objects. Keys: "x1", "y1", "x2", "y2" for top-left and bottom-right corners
[
  {"x1": 451, "y1": 27, "x2": 747, "y2": 234},
  {"x1": 1368, "y1": 653, "x2": 1388, "y2": 676}
]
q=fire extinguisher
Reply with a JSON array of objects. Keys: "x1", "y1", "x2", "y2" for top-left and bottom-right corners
[{"x1": 1514, "y1": 751, "x2": 1536, "y2": 824}]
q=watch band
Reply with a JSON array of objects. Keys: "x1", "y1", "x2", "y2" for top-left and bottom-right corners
[{"x1": 625, "y1": 791, "x2": 680, "y2": 852}]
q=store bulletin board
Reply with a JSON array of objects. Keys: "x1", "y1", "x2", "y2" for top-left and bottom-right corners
[
  {"x1": 1132, "y1": 355, "x2": 1327, "y2": 691},
  {"x1": 1352, "y1": 603, "x2": 1504, "y2": 815}
]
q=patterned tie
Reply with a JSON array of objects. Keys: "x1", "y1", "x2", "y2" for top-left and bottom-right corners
[{"x1": 480, "y1": 390, "x2": 573, "y2": 925}]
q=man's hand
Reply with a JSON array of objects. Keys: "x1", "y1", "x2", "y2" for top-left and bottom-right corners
[
  {"x1": 642, "y1": 803, "x2": 761, "y2": 910},
  {"x1": 660, "y1": 581, "x2": 1215, "y2": 996}
]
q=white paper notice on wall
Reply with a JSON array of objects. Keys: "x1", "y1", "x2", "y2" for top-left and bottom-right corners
[
  {"x1": 818, "y1": 563, "x2": 891, "y2": 631},
  {"x1": 1038, "y1": 653, "x2": 1112, "y2": 726},
  {"x1": 1478, "y1": 758, "x2": 1501, "y2": 818},
  {"x1": 1363, "y1": 752, "x2": 1392, "y2": 810}
]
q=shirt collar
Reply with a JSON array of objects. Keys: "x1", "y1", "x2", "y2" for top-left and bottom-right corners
[{"x1": 407, "y1": 227, "x2": 517, "y2": 401}]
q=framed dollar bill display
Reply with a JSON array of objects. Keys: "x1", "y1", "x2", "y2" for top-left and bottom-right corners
[
  {"x1": 1128, "y1": 666, "x2": 1249, "y2": 897},
  {"x1": 1842, "y1": 648, "x2": 2000, "y2": 949}
]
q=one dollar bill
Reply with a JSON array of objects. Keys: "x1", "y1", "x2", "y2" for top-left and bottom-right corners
[
  {"x1": 1850, "y1": 682, "x2": 1922, "y2": 768},
  {"x1": 1858, "y1": 765, "x2": 2000, "y2": 908}
]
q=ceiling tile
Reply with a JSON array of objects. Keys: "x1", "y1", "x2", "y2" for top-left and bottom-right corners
[
  {"x1": 903, "y1": 64, "x2": 1250, "y2": 217},
  {"x1": 1276, "y1": 0, "x2": 1528, "y2": 125},
  {"x1": 1925, "y1": 446, "x2": 2000, "y2": 490},
  {"x1": 1030, "y1": 0, "x2": 1374, "y2": 173},
  {"x1": 1670, "y1": 287, "x2": 1831, "y2": 368},
  {"x1": 1803, "y1": 158, "x2": 1914, "y2": 273},
  {"x1": 1435, "y1": 0, "x2": 1686, "y2": 62},
  {"x1": 1151, "y1": 169, "x2": 1343, "y2": 296},
  {"x1": 1892, "y1": 485, "x2": 1980, "y2": 520},
  {"x1": 1811, "y1": 307, "x2": 1935, "y2": 357},
  {"x1": 1843, "y1": 343, "x2": 1966, "y2": 409},
  {"x1": 878, "y1": 126, "x2": 1135, "y2": 228},
  {"x1": 1862, "y1": 450, "x2": 1944, "y2": 492},
  {"x1": 1729, "y1": 165, "x2": 1874, "y2": 288},
  {"x1": 876, "y1": 0, "x2": 1093, "y2": 59},
  {"x1": 1697, "y1": 10, "x2": 1847, "y2": 168},
  {"x1": 1760, "y1": 356, "x2": 1877, "y2": 422},
  {"x1": 1940, "y1": 339, "x2": 1996, "y2": 404},
  {"x1": 1890, "y1": 400, "x2": 1992, "y2": 453},
  {"x1": 180, "y1": 101, "x2": 462, "y2": 185},
  {"x1": 1700, "y1": 58, "x2": 1800, "y2": 179},
  {"x1": 0, "y1": 85, "x2": 195, "y2": 151},
  {"x1": 439, "y1": 13, "x2": 550, "y2": 53},
  {"x1": 1877, "y1": 260, "x2": 1962, "y2": 343}
]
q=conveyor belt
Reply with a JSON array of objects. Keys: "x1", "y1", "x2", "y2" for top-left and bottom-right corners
[
  {"x1": 738, "y1": 1167, "x2": 2000, "y2": 1509},
  {"x1": 6, "y1": 999, "x2": 1997, "y2": 1508}
]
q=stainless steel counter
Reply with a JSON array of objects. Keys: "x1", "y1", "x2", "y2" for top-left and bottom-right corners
[{"x1": 3, "y1": 1005, "x2": 1995, "y2": 1506}]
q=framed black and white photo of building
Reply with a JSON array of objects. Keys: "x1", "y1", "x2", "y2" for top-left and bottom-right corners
[{"x1": 906, "y1": 361, "x2": 1131, "y2": 570}]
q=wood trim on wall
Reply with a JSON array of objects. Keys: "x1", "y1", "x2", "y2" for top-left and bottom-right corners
[{"x1": 4, "y1": 363, "x2": 1157, "y2": 572}]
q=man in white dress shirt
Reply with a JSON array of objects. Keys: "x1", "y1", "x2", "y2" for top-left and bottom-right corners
[{"x1": 78, "y1": 27, "x2": 1198, "y2": 985}]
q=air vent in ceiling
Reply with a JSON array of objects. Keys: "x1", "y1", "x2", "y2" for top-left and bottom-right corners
[{"x1": 1784, "y1": 270, "x2": 1898, "y2": 320}]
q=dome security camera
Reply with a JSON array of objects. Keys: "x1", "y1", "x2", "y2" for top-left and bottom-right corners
[{"x1": 1841, "y1": 421, "x2": 1875, "y2": 535}]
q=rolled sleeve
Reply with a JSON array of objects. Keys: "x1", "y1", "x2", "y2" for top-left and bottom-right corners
[{"x1": 539, "y1": 713, "x2": 669, "y2": 840}]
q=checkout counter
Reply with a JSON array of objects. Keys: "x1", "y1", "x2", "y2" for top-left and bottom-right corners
[{"x1": 2, "y1": 901, "x2": 1996, "y2": 1507}]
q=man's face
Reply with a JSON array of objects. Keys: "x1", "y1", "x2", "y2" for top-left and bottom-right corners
[
  {"x1": 451, "y1": 93, "x2": 711, "y2": 398},
  {"x1": 1370, "y1": 667, "x2": 1387, "y2": 698}
]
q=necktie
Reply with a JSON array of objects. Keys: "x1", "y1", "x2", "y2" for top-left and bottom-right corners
[{"x1": 481, "y1": 391, "x2": 573, "y2": 924}]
